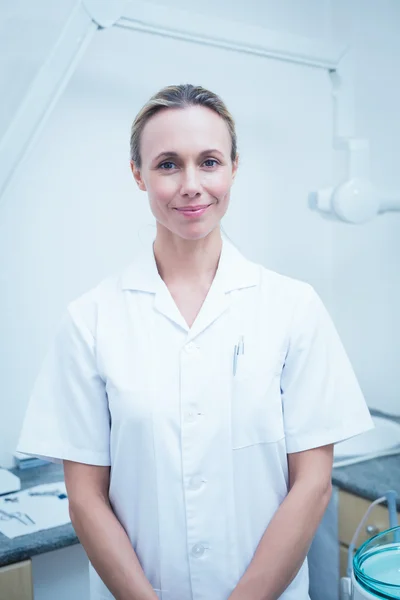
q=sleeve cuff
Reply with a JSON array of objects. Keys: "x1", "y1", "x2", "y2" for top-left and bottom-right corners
[
  {"x1": 285, "y1": 419, "x2": 375, "y2": 454},
  {"x1": 16, "y1": 444, "x2": 111, "y2": 466}
]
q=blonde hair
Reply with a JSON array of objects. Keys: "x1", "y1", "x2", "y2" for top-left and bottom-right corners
[{"x1": 130, "y1": 84, "x2": 237, "y2": 169}]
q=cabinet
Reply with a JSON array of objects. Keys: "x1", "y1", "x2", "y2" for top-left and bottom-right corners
[
  {"x1": 31, "y1": 544, "x2": 90, "y2": 600},
  {"x1": 0, "y1": 560, "x2": 33, "y2": 600},
  {"x1": 338, "y1": 489, "x2": 399, "y2": 577},
  {"x1": 0, "y1": 545, "x2": 89, "y2": 600}
]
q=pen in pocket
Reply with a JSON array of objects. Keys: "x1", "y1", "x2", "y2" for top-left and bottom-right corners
[{"x1": 233, "y1": 335, "x2": 245, "y2": 376}]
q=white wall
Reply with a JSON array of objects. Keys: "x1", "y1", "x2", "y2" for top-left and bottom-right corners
[
  {"x1": 0, "y1": 0, "x2": 399, "y2": 468},
  {"x1": 330, "y1": 0, "x2": 400, "y2": 414}
]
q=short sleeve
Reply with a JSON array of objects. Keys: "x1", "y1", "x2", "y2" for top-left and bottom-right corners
[
  {"x1": 17, "y1": 305, "x2": 111, "y2": 466},
  {"x1": 281, "y1": 286, "x2": 374, "y2": 454}
]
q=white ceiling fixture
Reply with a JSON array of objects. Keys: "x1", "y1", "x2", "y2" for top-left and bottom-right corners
[
  {"x1": 309, "y1": 55, "x2": 400, "y2": 223},
  {"x1": 309, "y1": 138, "x2": 400, "y2": 224}
]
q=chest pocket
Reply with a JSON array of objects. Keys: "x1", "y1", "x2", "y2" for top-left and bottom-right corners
[
  {"x1": 231, "y1": 349, "x2": 285, "y2": 449},
  {"x1": 227, "y1": 278, "x2": 287, "y2": 453}
]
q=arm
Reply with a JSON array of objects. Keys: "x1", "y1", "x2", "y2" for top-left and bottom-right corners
[
  {"x1": 228, "y1": 444, "x2": 333, "y2": 600},
  {"x1": 64, "y1": 461, "x2": 158, "y2": 600}
]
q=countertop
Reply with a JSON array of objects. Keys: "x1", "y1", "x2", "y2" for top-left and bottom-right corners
[
  {"x1": 0, "y1": 463, "x2": 77, "y2": 568},
  {"x1": 332, "y1": 453, "x2": 400, "y2": 508},
  {"x1": 332, "y1": 409, "x2": 400, "y2": 509},
  {"x1": 1, "y1": 413, "x2": 399, "y2": 568}
]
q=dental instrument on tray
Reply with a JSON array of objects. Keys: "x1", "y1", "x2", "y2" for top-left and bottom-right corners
[
  {"x1": 0, "y1": 508, "x2": 35, "y2": 526},
  {"x1": 28, "y1": 488, "x2": 67, "y2": 499}
]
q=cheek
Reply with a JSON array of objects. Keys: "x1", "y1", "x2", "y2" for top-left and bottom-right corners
[
  {"x1": 148, "y1": 177, "x2": 176, "y2": 206},
  {"x1": 202, "y1": 169, "x2": 232, "y2": 196},
  {"x1": 208, "y1": 172, "x2": 233, "y2": 199}
]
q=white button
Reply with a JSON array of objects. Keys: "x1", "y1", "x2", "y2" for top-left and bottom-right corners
[
  {"x1": 185, "y1": 342, "x2": 198, "y2": 354},
  {"x1": 185, "y1": 411, "x2": 196, "y2": 423},
  {"x1": 188, "y1": 476, "x2": 205, "y2": 490},
  {"x1": 192, "y1": 543, "x2": 207, "y2": 558}
]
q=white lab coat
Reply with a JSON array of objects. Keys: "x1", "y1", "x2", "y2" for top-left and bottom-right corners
[{"x1": 18, "y1": 238, "x2": 374, "y2": 600}]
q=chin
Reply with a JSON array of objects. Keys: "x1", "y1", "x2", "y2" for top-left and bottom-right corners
[
  {"x1": 156, "y1": 214, "x2": 222, "y2": 241},
  {"x1": 175, "y1": 223, "x2": 220, "y2": 242}
]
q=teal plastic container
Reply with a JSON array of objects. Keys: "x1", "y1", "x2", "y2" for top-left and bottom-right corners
[{"x1": 354, "y1": 527, "x2": 400, "y2": 599}]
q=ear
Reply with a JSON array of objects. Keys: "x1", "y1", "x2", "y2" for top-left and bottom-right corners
[
  {"x1": 231, "y1": 154, "x2": 239, "y2": 182},
  {"x1": 130, "y1": 160, "x2": 147, "y2": 191}
]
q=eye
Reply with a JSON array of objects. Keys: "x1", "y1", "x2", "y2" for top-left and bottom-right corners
[
  {"x1": 203, "y1": 159, "x2": 219, "y2": 168},
  {"x1": 159, "y1": 161, "x2": 176, "y2": 170}
]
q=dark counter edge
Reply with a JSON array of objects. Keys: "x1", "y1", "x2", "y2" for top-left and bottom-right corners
[{"x1": 0, "y1": 526, "x2": 80, "y2": 567}]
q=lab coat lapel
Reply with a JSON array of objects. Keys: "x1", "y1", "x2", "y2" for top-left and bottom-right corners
[
  {"x1": 152, "y1": 267, "x2": 229, "y2": 336},
  {"x1": 121, "y1": 237, "x2": 259, "y2": 337},
  {"x1": 153, "y1": 280, "x2": 189, "y2": 332},
  {"x1": 188, "y1": 239, "x2": 259, "y2": 341},
  {"x1": 121, "y1": 241, "x2": 191, "y2": 332},
  {"x1": 187, "y1": 278, "x2": 229, "y2": 341}
]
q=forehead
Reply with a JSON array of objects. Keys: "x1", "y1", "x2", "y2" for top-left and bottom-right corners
[{"x1": 140, "y1": 105, "x2": 231, "y2": 159}]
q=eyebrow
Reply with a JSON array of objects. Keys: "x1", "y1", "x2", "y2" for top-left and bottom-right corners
[{"x1": 153, "y1": 149, "x2": 224, "y2": 162}]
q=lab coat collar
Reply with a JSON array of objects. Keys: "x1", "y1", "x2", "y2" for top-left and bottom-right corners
[{"x1": 120, "y1": 235, "x2": 259, "y2": 294}]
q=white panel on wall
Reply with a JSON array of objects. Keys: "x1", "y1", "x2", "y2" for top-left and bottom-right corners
[{"x1": 0, "y1": 23, "x2": 334, "y2": 466}]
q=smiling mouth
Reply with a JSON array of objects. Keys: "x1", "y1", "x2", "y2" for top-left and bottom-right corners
[
  {"x1": 173, "y1": 204, "x2": 213, "y2": 218},
  {"x1": 175, "y1": 204, "x2": 212, "y2": 212}
]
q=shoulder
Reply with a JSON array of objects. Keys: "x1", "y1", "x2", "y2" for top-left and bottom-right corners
[
  {"x1": 228, "y1": 240, "x2": 323, "y2": 324},
  {"x1": 253, "y1": 263, "x2": 334, "y2": 344},
  {"x1": 65, "y1": 266, "x2": 128, "y2": 336},
  {"x1": 254, "y1": 261, "x2": 318, "y2": 314},
  {"x1": 248, "y1": 264, "x2": 335, "y2": 356}
]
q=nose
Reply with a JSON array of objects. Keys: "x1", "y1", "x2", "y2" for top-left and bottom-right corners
[{"x1": 180, "y1": 166, "x2": 202, "y2": 198}]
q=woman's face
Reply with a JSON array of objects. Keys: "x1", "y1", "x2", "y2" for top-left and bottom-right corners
[{"x1": 131, "y1": 105, "x2": 238, "y2": 241}]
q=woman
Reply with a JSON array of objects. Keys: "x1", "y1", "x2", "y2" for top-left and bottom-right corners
[{"x1": 18, "y1": 84, "x2": 373, "y2": 600}]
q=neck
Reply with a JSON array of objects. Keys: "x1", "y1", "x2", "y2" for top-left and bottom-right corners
[{"x1": 153, "y1": 226, "x2": 223, "y2": 287}]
